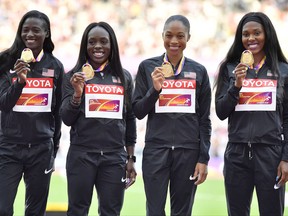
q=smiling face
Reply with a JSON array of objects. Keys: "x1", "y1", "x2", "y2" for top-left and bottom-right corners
[
  {"x1": 87, "y1": 26, "x2": 111, "y2": 69},
  {"x1": 21, "y1": 17, "x2": 48, "y2": 58},
  {"x1": 242, "y1": 21, "x2": 265, "y2": 61},
  {"x1": 162, "y1": 20, "x2": 190, "y2": 63}
]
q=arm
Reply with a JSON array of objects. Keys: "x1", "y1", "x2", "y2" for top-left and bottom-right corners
[
  {"x1": 132, "y1": 63, "x2": 163, "y2": 120},
  {"x1": 124, "y1": 71, "x2": 137, "y2": 188},
  {"x1": 52, "y1": 64, "x2": 64, "y2": 157},
  {"x1": 215, "y1": 65, "x2": 241, "y2": 120},
  {"x1": 277, "y1": 73, "x2": 288, "y2": 186},
  {"x1": 0, "y1": 64, "x2": 27, "y2": 112},
  {"x1": 198, "y1": 68, "x2": 212, "y2": 165},
  {"x1": 60, "y1": 71, "x2": 84, "y2": 126},
  {"x1": 191, "y1": 68, "x2": 211, "y2": 185},
  {"x1": 281, "y1": 74, "x2": 288, "y2": 161},
  {"x1": 0, "y1": 76, "x2": 26, "y2": 112}
]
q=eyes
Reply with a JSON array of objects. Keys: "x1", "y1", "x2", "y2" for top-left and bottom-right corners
[
  {"x1": 88, "y1": 38, "x2": 110, "y2": 46},
  {"x1": 242, "y1": 30, "x2": 263, "y2": 38},
  {"x1": 164, "y1": 33, "x2": 186, "y2": 40},
  {"x1": 22, "y1": 27, "x2": 44, "y2": 34}
]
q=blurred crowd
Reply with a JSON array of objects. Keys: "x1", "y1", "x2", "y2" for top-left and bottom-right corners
[{"x1": 1, "y1": 0, "x2": 288, "y2": 168}]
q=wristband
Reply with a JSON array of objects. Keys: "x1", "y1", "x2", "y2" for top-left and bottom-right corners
[
  {"x1": 127, "y1": 155, "x2": 136, "y2": 162},
  {"x1": 73, "y1": 94, "x2": 81, "y2": 99},
  {"x1": 70, "y1": 98, "x2": 81, "y2": 107}
]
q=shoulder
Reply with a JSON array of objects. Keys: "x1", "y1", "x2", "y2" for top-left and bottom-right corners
[
  {"x1": 139, "y1": 55, "x2": 162, "y2": 66},
  {"x1": 279, "y1": 61, "x2": 288, "y2": 72},
  {"x1": 45, "y1": 53, "x2": 64, "y2": 69},
  {"x1": 123, "y1": 68, "x2": 133, "y2": 82},
  {"x1": 278, "y1": 62, "x2": 288, "y2": 82},
  {"x1": 185, "y1": 58, "x2": 208, "y2": 73}
]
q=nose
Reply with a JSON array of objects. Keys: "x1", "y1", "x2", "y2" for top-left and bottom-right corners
[
  {"x1": 27, "y1": 30, "x2": 34, "y2": 37},
  {"x1": 248, "y1": 34, "x2": 255, "y2": 40},
  {"x1": 93, "y1": 42, "x2": 102, "y2": 48},
  {"x1": 171, "y1": 36, "x2": 178, "y2": 43}
]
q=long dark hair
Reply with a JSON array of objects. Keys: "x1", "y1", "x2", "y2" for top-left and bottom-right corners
[
  {"x1": 0, "y1": 10, "x2": 54, "y2": 74},
  {"x1": 70, "y1": 22, "x2": 128, "y2": 104},
  {"x1": 214, "y1": 12, "x2": 287, "y2": 96}
]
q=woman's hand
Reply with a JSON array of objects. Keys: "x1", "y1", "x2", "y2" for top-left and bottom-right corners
[
  {"x1": 151, "y1": 67, "x2": 165, "y2": 92},
  {"x1": 70, "y1": 72, "x2": 85, "y2": 97},
  {"x1": 233, "y1": 63, "x2": 248, "y2": 88},
  {"x1": 13, "y1": 59, "x2": 30, "y2": 84},
  {"x1": 125, "y1": 161, "x2": 137, "y2": 189}
]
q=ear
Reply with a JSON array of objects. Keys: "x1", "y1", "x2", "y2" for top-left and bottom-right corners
[
  {"x1": 187, "y1": 34, "x2": 191, "y2": 42},
  {"x1": 45, "y1": 30, "x2": 49, "y2": 38},
  {"x1": 162, "y1": 32, "x2": 165, "y2": 40}
]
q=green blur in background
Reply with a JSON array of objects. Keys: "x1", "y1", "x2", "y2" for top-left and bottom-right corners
[{"x1": 14, "y1": 173, "x2": 287, "y2": 216}]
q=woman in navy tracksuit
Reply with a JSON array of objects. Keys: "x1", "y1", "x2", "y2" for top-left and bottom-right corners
[
  {"x1": 133, "y1": 15, "x2": 211, "y2": 216},
  {"x1": 214, "y1": 12, "x2": 288, "y2": 216},
  {"x1": 61, "y1": 22, "x2": 137, "y2": 216},
  {"x1": 0, "y1": 10, "x2": 63, "y2": 216}
]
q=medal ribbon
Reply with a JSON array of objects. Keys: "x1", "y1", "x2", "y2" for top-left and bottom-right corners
[
  {"x1": 34, "y1": 49, "x2": 44, "y2": 62},
  {"x1": 253, "y1": 56, "x2": 266, "y2": 74},
  {"x1": 94, "y1": 60, "x2": 109, "y2": 73},
  {"x1": 86, "y1": 60, "x2": 109, "y2": 72},
  {"x1": 163, "y1": 53, "x2": 185, "y2": 76}
]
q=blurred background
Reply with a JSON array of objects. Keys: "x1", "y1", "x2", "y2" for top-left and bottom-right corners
[{"x1": 1, "y1": 0, "x2": 288, "y2": 215}]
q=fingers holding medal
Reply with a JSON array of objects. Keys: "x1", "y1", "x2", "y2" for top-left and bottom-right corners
[
  {"x1": 82, "y1": 63, "x2": 94, "y2": 81},
  {"x1": 233, "y1": 50, "x2": 253, "y2": 75},
  {"x1": 241, "y1": 50, "x2": 254, "y2": 67},
  {"x1": 21, "y1": 48, "x2": 34, "y2": 63},
  {"x1": 12, "y1": 48, "x2": 34, "y2": 78},
  {"x1": 151, "y1": 67, "x2": 165, "y2": 92},
  {"x1": 71, "y1": 72, "x2": 84, "y2": 83},
  {"x1": 161, "y1": 62, "x2": 174, "y2": 78},
  {"x1": 70, "y1": 63, "x2": 93, "y2": 86},
  {"x1": 233, "y1": 50, "x2": 253, "y2": 87}
]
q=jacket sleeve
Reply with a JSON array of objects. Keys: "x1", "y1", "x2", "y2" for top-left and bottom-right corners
[
  {"x1": 124, "y1": 71, "x2": 137, "y2": 147},
  {"x1": 60, "y1": 71, "x2": 82, "y2": 126},
  {"x1": 0, "y1": 73, "x2": 26, "y2": 112},
  {"x1": 281, "y1": 71, "x2": 288, "y2": 161},
  {"x1": 52, "y1": 63, "x2": 64, "y2": 157},
  {"x1": 198, "y1": 67, "x2": 212, "y2": 164},
  {"x1": 132, "y1": 62, "x2": 160, "y2": 120},
  {"x1": 215, "y1": 66, "x2": 241, "y2": 120}
]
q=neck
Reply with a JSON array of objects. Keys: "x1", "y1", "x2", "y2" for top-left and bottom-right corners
[
  {"x1": 168, "y1": 55, "x2": 183, "y2": 67},
  {"x1": 253, "y1": 52, "x2": 265, "y2": 67}
]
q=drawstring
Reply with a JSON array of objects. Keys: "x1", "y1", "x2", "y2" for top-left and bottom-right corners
[{"x1": 248, "y1": 142, "x2": 253, "y2": 160}]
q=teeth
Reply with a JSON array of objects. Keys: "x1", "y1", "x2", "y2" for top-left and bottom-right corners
[
  {"x1": 94, "y1": 52, "x2": 104, "y2": 57},
  {"x1": 170, "y1": 47, "x2": 178, "y2": 50},
  {"x1": 249, "y1": 44, "x2": 257, "y2": 49}
]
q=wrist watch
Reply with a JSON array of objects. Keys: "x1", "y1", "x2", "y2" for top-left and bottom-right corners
[{"x1": 127, "y1": 155, "x2": 136, "y2": 162}]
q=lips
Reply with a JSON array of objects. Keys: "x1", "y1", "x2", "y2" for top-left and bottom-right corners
[
  {"x1": 169, "y1": 46, "x2": 179, "y2": 51},
  {"x1": 93, "y1": 51, "x2": 104, "y2": 58},
  {"x1": 25, "y1": 39, "x2": 37, "y2": 47},
  {"x1": 248, "y1": 44, "x2": 258, "y2": 50},
  {"x1": 27, "y1": 39, "x2": 35, "y2": 43}
]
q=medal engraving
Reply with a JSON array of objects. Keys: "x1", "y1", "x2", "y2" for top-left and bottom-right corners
[
  {"x1": 162, "y1": 62, "x2": 174, "y2": 78},
  {"x1": 82, "y1": 63, "x2": 94, "y2": 80},
  {"x1": 20, "y1": 48, "x2": 34, "y2": 63},
  {"x1": 241, "y1": 50, "x2": 254, "y2": 66}
]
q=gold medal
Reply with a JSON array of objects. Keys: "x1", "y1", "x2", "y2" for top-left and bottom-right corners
[
  {"x1": 82, "y1": 63, "x2": 94, "y2": 80},
  {"x1": 20, "y1": 48, "x2": 34, "y2": 63},
  {"x1": 241, "y1": 50, "x2": 254, "y2": 66},
  {"x1": 162, "y1": 62, "x2": 174, "y2": 78}
]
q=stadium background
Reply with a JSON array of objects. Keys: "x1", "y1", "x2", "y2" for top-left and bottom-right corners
[{"x1": 1, "y1": 0, "x2": 288, "y2": 215}]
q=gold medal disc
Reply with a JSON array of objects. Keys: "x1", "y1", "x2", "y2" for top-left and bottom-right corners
[
  {"x1": 20, "y1": 48, "x2": 34, "y2": 63},
  {"x1": 241, "y1": 50, "x2": 254, "y2": 66},
  {"x1": 162, "y1": 62, "x2": 174, "y2": 78},
  {"x1": 82, "y1": 63, "x2": 94, "y2": 80}
]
